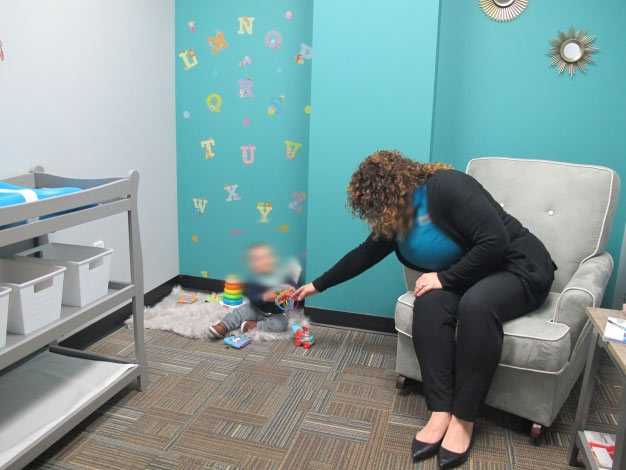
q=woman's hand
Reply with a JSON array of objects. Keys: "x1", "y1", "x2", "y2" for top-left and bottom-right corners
[
  {"x1": 414, "y1": 272, "x2": 443, "y2": 297},
  {"x1": 294, "y1": 283, "x2": 318, "y2": 302}
]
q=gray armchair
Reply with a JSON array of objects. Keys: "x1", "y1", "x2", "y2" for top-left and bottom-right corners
[{"x1": 394, "y1": 157, "x2": 620, "y2": 437}]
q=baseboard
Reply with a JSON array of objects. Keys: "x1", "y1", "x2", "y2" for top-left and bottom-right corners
[
  {"x1": 177, "y1": 275, "x2": 396, "y2": 333},
  {"x1": 304, "y1": 306, "x2": 396, "y2": 333},
  {"x1": 60, "y1": 276, "x2": 178, "y2": 350},
  {"x1": 177, "y1": 274, "x2": 224, "y2": 293}
]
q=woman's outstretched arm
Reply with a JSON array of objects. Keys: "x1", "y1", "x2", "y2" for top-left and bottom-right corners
[{"x1": 310, "y1": 233, "x2": 395, "y2": 292}]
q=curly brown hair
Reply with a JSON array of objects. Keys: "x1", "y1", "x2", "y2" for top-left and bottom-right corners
[{"x1": 347, "y1": 150, "x2": 451, "y2": 240}]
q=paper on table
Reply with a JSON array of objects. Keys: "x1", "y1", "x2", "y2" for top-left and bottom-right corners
[{"x1": 603, "y1": 317, "x2": 626, "y2": 344}]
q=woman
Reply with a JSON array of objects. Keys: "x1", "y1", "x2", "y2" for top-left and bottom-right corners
[{"x1": 294, "y1": 150, "x2": 556, "y2": 468}]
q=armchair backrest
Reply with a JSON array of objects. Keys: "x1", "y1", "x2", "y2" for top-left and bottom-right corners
[
  {"x1": 467, "y1": 157, "x2": 619, "y2": 291},
  {"x1": 403, "y1": 158, "x2": 619, "y2": 292}
]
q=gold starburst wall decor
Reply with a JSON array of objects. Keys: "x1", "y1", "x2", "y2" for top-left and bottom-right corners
[
  {"x1": 479, "y1": 0, "x2": 528, "y2": 22},
  {"x1": 549, "y1": 28, "x2": 598, "y2": 78}
]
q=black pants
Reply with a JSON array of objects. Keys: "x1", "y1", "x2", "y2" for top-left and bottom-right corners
[{"x1": 411, "y1": 271, "x2": 537, "y2": 422}]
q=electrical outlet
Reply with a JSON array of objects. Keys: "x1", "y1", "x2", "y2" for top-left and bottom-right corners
[{"x1": 93, "y1": 240, "x2": 105, "y2": 248}]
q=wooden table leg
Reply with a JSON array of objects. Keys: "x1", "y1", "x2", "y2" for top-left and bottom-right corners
[{"x1": 569, "y1": 331, "x2": 601, "y2": 467}]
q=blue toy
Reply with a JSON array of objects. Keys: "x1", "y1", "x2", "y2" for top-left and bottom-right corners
[
  {"x1": 291, "y1": 323, "x2": 302, "y2": 335},
  {"x1": 224, "y1": 335, "x2": 252, "y2": 349}
]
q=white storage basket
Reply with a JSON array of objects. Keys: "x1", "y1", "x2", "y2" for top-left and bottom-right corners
[
  {"x1": 17, "y1": 243, "x2": 113, "y2": 307},
  {"x1": 0, "y1": 259, "x2": 66, "y2": 335},
  {"x1": 0, "y1": 287, "x2": 10, "y2": 348}
]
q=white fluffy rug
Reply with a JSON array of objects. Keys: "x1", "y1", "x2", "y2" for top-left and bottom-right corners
[{"x1": 126, "y1": 286, "x2": 306, "y2": 341}]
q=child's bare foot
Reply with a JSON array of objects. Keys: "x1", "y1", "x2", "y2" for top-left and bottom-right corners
[
  {"x1": 241, "y1": 320, "x2": 257, "y2": 333},
  {"x1": 208, "y1": 322, "x2": 226, "y2": 339}
]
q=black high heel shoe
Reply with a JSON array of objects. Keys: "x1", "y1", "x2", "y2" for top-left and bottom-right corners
[
  {"x1": 411, "y1": 436, "x2": 443, "y2": 462},
  {"x1": 437, "y1": 433, "x2": 474, "y2": 469}
]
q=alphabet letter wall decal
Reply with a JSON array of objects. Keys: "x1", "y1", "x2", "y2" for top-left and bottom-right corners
[
  {"x1": 178, "y1": 49, "x2": 198, "y2": 70},
  {"x1": 206, "y1": 93, "x2": 222, "y2": 112},
  {"x1": 265, "y1": 30, "x2": 283, "y2": 49},
  {"x1": 237, "y1": 17, "x2": 255, "y2": 35},
  {"x1": 193, "y1": 198, "x2": 208, "y2": 214},
  {"x1": 238, "y1": 78, "x2": 254, "y2": 98},
  {"x1": 224, "y1": 184, "x2": 241, "y2": 202},
  {"x1": 241, "y1": 145, "x2": 256, "y2": 164},
  {"x1": 256, "y1": 202, "x2": 272, "y2": 223},
  {"x1": 295, "y1": 44, "x2": 312, "y2": 64},
  {"x1": 239, "y1": 55, "x2": 252, "y2": 68},
  {"x1": 267, "y1": 96, "x2": 285, "y2": 116},
  {"x1": 299, "y1": 43, "x2": 313, "y2": 60},
  {"x1": 289, "y1": 192, "x2": 306, "y2": 213},
  {"x1": 284, "y1": 140, "x2": 302, "y2": 160},
  {"x1": 201, "y1": 139, "x2": 215, "y2": 159}
]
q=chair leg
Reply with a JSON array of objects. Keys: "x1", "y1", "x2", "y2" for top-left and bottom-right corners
[
  {"x1": 396, "y1": 375, "x2": 417, "y2": 395},
  {"x1": 530, "y1": 423, "x2": 543, "y2": 445}
]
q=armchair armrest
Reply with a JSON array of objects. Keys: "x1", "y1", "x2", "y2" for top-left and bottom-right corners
[
  {"x1": 403, "y1": 267, "x2": 423, "y2": 292},
  {"x1": 553, "y1": 252, "x2": 614, "y2": 347}
]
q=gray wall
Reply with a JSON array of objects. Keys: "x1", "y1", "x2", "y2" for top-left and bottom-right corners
[{"x1": 0, "y1": 0, "x2": 178, "y2": 291}]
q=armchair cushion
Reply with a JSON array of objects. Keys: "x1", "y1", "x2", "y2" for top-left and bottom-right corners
[
  {"x1": 553, "y1": 252, "x2": 613, "y2": 346},
  {"x1": 396, "y1": 291, "x2": 570, "y2": 373}
]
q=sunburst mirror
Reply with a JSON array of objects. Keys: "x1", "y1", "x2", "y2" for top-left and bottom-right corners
[
  {"x1": 479, "y1": 0, "x2": 528, "y2": 22},
  {"x1": 549, "y1": 28, "x2": 598, "y2": 77}
]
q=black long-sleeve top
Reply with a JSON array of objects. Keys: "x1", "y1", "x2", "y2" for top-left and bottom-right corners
[{"x1": 312, "y1": 170, "x2": 556, "y2": 307}]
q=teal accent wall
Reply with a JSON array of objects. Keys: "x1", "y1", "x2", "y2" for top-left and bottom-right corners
[
  {"x1": 431, "y1": 0, "x2": 626, "y2": 304},
  {"x1": 176, "y1": 0, "x2": 312, "y2": 279},
  {"x1": 175, "y1": 0, "x2": 626, "y2": 314},
  {"x1": 305, "y1": 0, "x2": 441, "y2": 316}
]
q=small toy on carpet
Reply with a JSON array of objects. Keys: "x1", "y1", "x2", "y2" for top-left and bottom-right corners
[
  {"x1": 203, "y1": 292, "x2": 221, "y2": 303},
  {"x1": 221, "y1": 275, "x2": 244, "y2": 307},
  {"x1": 224, "y1": 335, "x2": 252, "y2": 349},
  {"x1": 177, "y1": 291, "x2": 198, "y2": 304},
  {"x1": 291, "y1": 322, "x2": 315, "y2": 349}
]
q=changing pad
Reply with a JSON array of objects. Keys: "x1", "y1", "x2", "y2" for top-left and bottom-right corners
[
  {"x1": 0, "y1": 351, "x2": 137, "y2": 467},
  {"x1": 0, "y1": 182, "x2": 81, "y2": 208}
]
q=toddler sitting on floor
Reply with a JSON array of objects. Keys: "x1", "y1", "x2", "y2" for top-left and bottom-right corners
[{"x1": 208, "y1": 243, "x2": 301, "y2": 338}]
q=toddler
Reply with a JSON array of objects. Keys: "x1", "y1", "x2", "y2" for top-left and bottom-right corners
[{"x1": 208, "y1": 243, "x2": 301, "y2": 338}]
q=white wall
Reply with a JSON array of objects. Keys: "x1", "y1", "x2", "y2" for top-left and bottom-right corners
[{"x1": 0, "y1": 0, "x2": 178, "y2": 291}]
